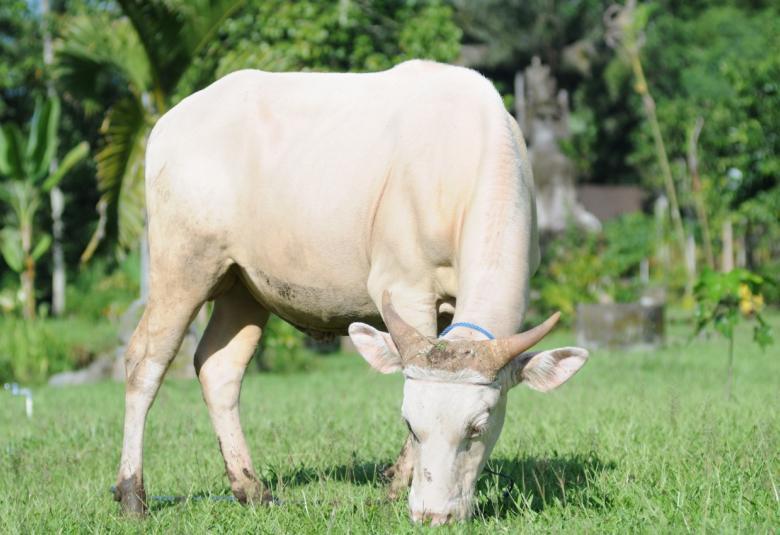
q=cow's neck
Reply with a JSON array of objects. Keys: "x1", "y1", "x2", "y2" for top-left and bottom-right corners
[{"x1": 450, "y1": 137, "x2": 538, "y2": 339}]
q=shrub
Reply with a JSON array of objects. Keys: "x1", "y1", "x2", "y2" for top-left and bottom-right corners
[
  {"x1": 67, "y1": 253, "x2": 139, "y2": 321},
  {"x1": 0, "y1": 317, "x2": 116, "y2": 384},
  {"x1": 254, "y1": 315, "x2": 316, "y2": 374},
  {"x1": 693, "y1": 268, "x2": 774, "y2": 399},
  {"x1": 531, "y1": 213, "x2": 658, "y2": 324}
]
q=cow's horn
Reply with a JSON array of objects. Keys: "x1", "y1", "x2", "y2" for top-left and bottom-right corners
[
  {"x1": 485, "y1": 312, "x2": 561, "y2": 373},
  {"x1": 381, "y1": 290, "x2": 429, "y2": 362}
]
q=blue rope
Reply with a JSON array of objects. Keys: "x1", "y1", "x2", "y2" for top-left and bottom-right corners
[{"x1": 439, "y1": 322, "x2": 495, "y2": 340}]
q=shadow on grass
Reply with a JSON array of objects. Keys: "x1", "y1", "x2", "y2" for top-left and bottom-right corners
[
  {"x1": 263, "y1": 459, "x2": 390, "y2": 490},
  {"x1": 141, "y1": 452, "x2": 615, "y2": 517},
  {"x1": 475, "y1": 452, "x2": 615, "y2": 519},
  {"x1": 264, "y1": 450, "x2": 615, "y2": 519},
  {"x1": 135, "y1": 460, "x2": 390, "y2": 513},
  {"x1": 143, "y1": 492, "x2": 241, "y2": 513}
]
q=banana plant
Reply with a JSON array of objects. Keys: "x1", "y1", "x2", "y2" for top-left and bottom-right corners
[
  {"x1": 55, "y1": 0, "x2": 244, "y2": 263},
  {"x1": 0, "y1": 96, "x2": 88, "y2": 319}
]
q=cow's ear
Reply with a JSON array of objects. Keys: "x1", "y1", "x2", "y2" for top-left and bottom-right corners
[
  {"x1": 348, "y1": 323, "x2": 403, "y2": 374},
  {"x1": 502, "y1": 347, "x2": 588, "y2": 391}
]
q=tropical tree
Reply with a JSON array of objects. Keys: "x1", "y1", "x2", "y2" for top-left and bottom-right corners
[
  {"x1": 0, "y1": 0, "x2": 43, "y2": 121},
  {"x1": 55, "y1": 0, "x2": 245, "y2": 270},
  {"x1": 207, "y1": 0, "x2": 461, "y2": 79},
  {"x1": 0, "y1": 96, "x2": 88, "y2": 318}
]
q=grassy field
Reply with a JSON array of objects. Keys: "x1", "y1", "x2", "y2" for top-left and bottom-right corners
[{"x1": 1, "y1": 317, "x2": 778, "y2": 533}]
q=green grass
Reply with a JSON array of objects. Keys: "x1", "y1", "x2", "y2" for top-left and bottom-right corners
[{"x1": 1, "y1": 317, "x2": 778, "y2": 533}]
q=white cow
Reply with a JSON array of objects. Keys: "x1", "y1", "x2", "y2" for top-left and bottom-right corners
[{"x1": 114, "y1": 60, "x2": 589, "y2": 525}]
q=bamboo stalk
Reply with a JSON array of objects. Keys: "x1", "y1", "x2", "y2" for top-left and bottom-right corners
[
  {"x1": 630, "y1": 54, "x2": 687, "y2": 263},
  {"x1": 688, "y1": 117, "x2": 715, "y2": 269}
]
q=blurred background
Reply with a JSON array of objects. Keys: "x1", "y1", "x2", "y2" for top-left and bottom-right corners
[{"x1": 0, "y1": 0, "x2": 776, "y2": 385}]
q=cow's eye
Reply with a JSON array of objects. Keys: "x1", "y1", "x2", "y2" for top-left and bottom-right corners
[
  {"x1": 405, "y1": 419, "x2": 420, "y2": 443},
  {"x1": 467, "y1": 424, "x2": 484, "y2": 439},
  {"x1": 467, "y1": 414, "x2": 489, "y2": 439}
]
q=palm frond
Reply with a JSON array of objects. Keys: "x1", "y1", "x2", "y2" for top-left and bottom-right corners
[
  {"x1": 0, "y1": 124, "x2": 26, "y2": 181},
  {"x1": 116, "y1": 0, "x2": 244, "y2": 96},
  {"x1": 25, "y1": 96, "x2": 60, "y2": 181},
  {"x1": 55, "y1": 13, "x2": 152, "y2": 101},
  {"x1": 0, "y1": 180, "x2": 39, "y2": 228},
  {"x1": 42, "y1": 141, "x2": 89, "y2": 192},
  {"x1": 0, "y1": 227, "x2": 24, "y2": 273},
  {"x1": 93, "y1": 96, "x2": 149, "y2": 251}
]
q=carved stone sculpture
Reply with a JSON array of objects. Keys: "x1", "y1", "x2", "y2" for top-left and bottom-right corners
[{"x1": 515, "y1": 56, "x2": 601, "y2": 233}]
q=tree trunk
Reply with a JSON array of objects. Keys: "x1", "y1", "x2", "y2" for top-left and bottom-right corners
[
  {"x1": 685, "y1": 233, "x2": 696, "y2": 296},
  {"x1": 42, "y1": 0, "x2": 66, "y2": 315},
  {"x1": 735, "y1": 233, "x2": 747, "y2": 268},
  {"x1": 22, "y1": 257, "x2": 36, "y2": 320},
  {"x1": 51, "y1": 187, "x2": 65, "y2": 314},
  {"x1": 721, "y1": 218, "x2": 734, "y2": 272},
  {"x1": 20, "y1": 222, "x2": 35, "y2": 320},
  {"x1": 687, "y1": 117, "x2": 715, "y2": 270}
]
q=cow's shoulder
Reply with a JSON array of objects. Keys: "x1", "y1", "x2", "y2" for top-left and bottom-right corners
[{"x1": 393, "y1": 60, "x2": 498, "y2": 95}]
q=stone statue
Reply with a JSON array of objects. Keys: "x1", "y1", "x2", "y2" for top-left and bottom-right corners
[{"x1": 515, "y1": 56, "x2": 601, "y2": 234}]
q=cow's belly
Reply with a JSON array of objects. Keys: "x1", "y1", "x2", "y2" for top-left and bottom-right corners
[{"x1": 236, "y1": 259, "x2": 380, "y2": 335}]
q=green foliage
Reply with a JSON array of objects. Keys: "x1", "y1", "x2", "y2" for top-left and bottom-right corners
[
  {"x1": 453, "y1": 0, "x2": 604, "y2": 70},
  {"x1": 693, "y1": 267, "x2": 774, "y2": 399},
  {"x1": 694, "y1": 268, "x2": 773, "y2": 348},
  {"x1": 190, "y1": 0, "x2": 461, "y2": 90},
  {"x1": 116, "y1": 0, "x2": 244, "y2": 96},
  {"x1": 94, "y1": 96, "x2": 148, "y2": 252},
  {"x1": 0, "y1": 316, "x2": 115, "y2": 384},
  {"x1": 56, "y1": 0, "x2": 244, "y2": 255},
  {"x1": 533, "y1": 213, "x2": 656, "y2": 320},
  {"x1": 0, "y1": 0, "x2": 43, "y2": 119},
  {"x1": 0, "y1": 181, "x2": 51, "y2": 274},
  {"x1": 255, "y1": 315, "x2": 316, "y2": 374},
  {"x1": 0, "y1": 228, "x2": 24, "y2": 273},
  {"x1": 0, "y1": 95, "x2": 88, "y2": 317},
  {"x1": 54, "y1": 12, "x2": 152, "y2": 115},
  {"x1": 711, "y1": 53, "x2": 780, "y2": 209},
  {"x1": 66, "y1": 253, "x2": 140, "y2": 321},
  {"x1": 619, "y1": 4, "x2": 780, "y2": 265}
]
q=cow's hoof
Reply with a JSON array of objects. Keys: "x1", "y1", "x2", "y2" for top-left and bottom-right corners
[
  {"x1": 114, "y1": 476, "x2": 147, "y2": 517},
  {"x1": 234, "y1": 483, "x2": 275, "y2": 506}
]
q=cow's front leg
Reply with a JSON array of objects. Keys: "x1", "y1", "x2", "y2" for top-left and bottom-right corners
[
  {"x1": 195, "y1": 283, "x2": 272, "y2": 504},
  {"x1": 385, "y1": 434, "x2": 416, "y2": 500},
  {"x1": 116, "y1": 291, "x2": 206, "y2": 516}
]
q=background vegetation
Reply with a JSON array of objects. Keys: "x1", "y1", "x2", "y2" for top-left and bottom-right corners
[{"x1": 1, "y1": 0, "x2": 776, "y2": 380}]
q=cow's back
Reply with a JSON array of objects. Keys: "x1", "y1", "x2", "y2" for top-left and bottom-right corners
[{"x1": 144, "y1": 61, "x2": 510, "y2": 330}]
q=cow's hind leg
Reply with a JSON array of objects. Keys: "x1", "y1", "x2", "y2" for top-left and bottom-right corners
[
  {"x1": 194, "y1": 280, "x2": 271, "y2": 504},
  {"x1": 114, "y1": 284, "x2": 208, "y2": 515}
]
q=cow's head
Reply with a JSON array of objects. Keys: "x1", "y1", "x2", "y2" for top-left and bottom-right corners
[{"x1": 348, "y1": 292, "x2": 588, "y2": 525}]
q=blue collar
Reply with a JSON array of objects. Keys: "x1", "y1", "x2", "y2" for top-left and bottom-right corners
[{"x1": 439, "y1": 322, "x2": 495, "y2": 340}]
